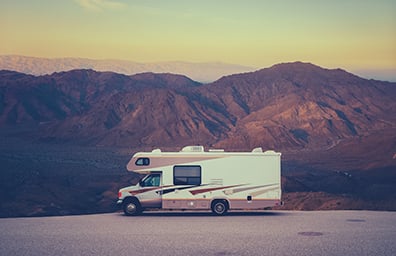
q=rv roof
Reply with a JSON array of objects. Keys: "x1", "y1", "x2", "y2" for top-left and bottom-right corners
[{"x1": 138, "y1": 146, "x2": 279, "y2": 155}]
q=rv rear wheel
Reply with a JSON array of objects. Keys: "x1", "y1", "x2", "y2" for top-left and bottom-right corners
[
  {"x1": 123, "y1": 198, "x2": 142, "y2": 216},
  {"x1": 211, "y1": 200, "x2": 228, "y2": 216}
]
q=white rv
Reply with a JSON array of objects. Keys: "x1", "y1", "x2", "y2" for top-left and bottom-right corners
[{"x1": 117, "y1": 146, "x2": 282, "y2": 216}]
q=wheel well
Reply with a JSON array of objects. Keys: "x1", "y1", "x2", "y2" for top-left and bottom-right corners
[{"x1": 123, "y1": 196, "x2": 141, "y2": 206}]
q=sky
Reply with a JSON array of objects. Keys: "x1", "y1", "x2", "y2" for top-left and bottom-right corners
[{"x1": 1, "y1": 0, "x2": 395, "y2": 79}]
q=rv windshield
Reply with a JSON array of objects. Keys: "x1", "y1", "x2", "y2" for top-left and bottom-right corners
[{"x1": 139, "y1": 174, "x2": 160, "y2": 187}]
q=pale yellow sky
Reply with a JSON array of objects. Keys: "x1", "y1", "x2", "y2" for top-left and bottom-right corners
[{"x1": 1, "y1": 0, "x2": 395, "y2": 73}]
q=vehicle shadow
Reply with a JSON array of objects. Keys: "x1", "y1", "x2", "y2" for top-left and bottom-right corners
[{"x1": 118, "y1": 210, "x2": 290, "y2": 217}]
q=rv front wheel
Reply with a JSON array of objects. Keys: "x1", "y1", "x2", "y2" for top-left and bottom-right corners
[
  {"x1": 123, "y1": 198, "x2": 142, "y2": 216},
  {"x1": 211, "y1": 200, "x2": 228, "y2": 216}
]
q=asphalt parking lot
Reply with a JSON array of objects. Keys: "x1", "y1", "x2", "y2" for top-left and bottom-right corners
[{"x1": 1, "y1": 210, "x2": 395, "y2": 256}]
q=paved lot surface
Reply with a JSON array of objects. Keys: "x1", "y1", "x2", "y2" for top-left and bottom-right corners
[{"x1": 0, "y1": 210, "x2": 395, "y2": 256}]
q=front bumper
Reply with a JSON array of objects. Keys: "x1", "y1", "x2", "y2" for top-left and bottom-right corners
[{"x1": 116, "y1": 199, "x2": 123, "y2": 207}]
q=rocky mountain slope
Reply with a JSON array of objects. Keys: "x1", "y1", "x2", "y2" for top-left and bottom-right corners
[{"x1": 1, "y1": 62, "x2": 395, "y2": 157}]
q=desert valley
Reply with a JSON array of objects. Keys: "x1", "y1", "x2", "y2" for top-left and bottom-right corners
[{"x1": 0, "y1": 59, "x2": 395, "y2": 217}]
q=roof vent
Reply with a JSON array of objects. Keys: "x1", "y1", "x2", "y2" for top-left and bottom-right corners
[
  {"x1": 252, "y1": 147, "x2": 263, "y2": 153},
  {"x1": 181, "y1": 146, "x2": 205, "y2": 152},
  {"x1": 152, "y1": 149, "x2": 161, "y2": 153}
]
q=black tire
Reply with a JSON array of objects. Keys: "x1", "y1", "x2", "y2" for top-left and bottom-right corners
[
  {"x1": 211, "y1": 200, "x2": 228, "y2": 216},
  {"x1": 123, "y1": 198, "x2": 142, "y2": 216}
]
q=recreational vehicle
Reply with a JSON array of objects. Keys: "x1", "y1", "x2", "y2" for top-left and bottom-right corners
[{"x1": 117, "y1": 146, "x2": 282, "y2": 215}]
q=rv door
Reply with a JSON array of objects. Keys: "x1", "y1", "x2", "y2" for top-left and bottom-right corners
[{"x1": 138, "y1": 172, "x2": 162, "y2": 208}]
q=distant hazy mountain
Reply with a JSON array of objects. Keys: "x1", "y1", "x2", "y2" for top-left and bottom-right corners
[{"x1": 0, "y1": 55, "x2": 255, "y2": 83}]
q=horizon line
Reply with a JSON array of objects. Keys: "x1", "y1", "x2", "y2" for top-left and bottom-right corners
[{"x1": 1, "y1": 54, "x2": 395, "y2": 82}]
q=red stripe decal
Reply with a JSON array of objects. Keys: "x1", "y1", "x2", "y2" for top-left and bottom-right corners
[
  {"x1": 128, "y1": 185, "x2": 174, "y2": 195},
  {"x1": 189, "y1": 184, "x2": 243, "y2": 195},
  {"x1": 128, "y1": 188, "x2": 157, "y2": 195}
]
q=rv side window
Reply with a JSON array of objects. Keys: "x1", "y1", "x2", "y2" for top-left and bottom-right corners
[
  {"x1": 173, "y1": 165, "x2": 201, "y2": 185},
  {"x1": 135, "y1": 158, "x2": 150, "y2": 166}
]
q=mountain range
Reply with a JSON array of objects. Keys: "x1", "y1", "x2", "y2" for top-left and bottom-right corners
[
  {"x1": 0, "y1": 55, "x2": 255, "y2": 83},
  {"x1": 1, "y1": 62, "x2": 395, "y2": 163},
  {"x1": 1, "y1": 61, "x2": 396, "y2": 216}
]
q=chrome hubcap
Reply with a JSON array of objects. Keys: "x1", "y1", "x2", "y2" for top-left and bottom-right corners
[
  {"x1": 126, "y1": 203, "x2": 136, "y2": 213},
  {"x1": 215, "y1": 204, "x2": 224, "y2": 213}
]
